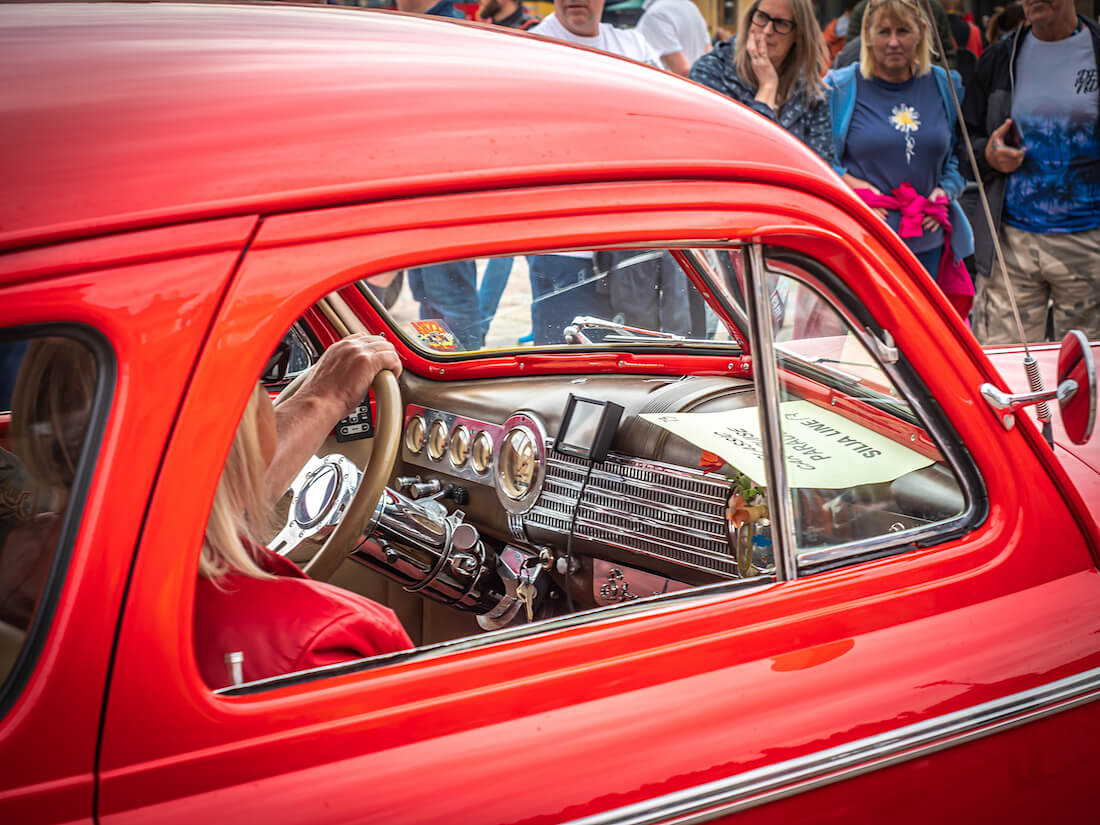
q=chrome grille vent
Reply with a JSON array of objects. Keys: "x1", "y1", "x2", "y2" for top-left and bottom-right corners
[{"x1": 527, "y1": 447, "x2": 738, "y2": 577}]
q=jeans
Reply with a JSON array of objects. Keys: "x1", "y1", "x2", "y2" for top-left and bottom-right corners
[
  {"x1": 527, "y1": 254, "x2": 610, "y2": 346},
  {"x1": 478, "y1": 257, "x2": 513, "y2": 340},
  {"x1": 407, "y1": 260, "x2": 482, "y2": 350}
]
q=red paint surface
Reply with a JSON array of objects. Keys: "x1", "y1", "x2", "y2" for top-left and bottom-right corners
[{"x1": 0, "y1": 5, "x2": 1096, "y2": 825}]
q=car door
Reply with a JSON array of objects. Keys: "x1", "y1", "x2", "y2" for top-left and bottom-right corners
[
  {"x1": 0, "y1": 217, "x2": 256, "y2": 825},
  {"x1": 95, "y1": 181, "x2": 1100, "y2": 825}
]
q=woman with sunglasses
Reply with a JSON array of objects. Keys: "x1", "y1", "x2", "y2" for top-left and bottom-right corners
[
  {"x1": 825, "y1": 0, "x2": 973, "y2": 315},
  {"x1": 689, "y1": 0, "x2": 833, "y2": 164}
]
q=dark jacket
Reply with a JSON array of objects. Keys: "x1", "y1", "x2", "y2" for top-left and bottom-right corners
[
  {"x1": 689, "y1": 40, "x2": 835, "y2": 165},
  {"x1": 962, "y1": 18, "x2": 1100, "y2": 276}
]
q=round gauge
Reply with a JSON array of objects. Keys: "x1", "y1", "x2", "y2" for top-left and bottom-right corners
[
  {"x1": 404, "y1": 415, "x2": 426, "y2": 454},
  {"x1": 498, "y1": 426, "x2": 540, "y2": 500},
  {"x1": 427, "y1": 420, "x2": 449, "y2": 462},
  {"x1": 449, "y1": 425, "x2": 471, "y2": 468},
  {"x1": 471, "y1": 430, "x2": 493, "y2": 475}
]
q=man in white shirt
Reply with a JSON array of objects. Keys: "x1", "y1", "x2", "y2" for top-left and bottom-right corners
[
  {"x1": 636, "y1": 0, "x2": 710, "y2": 76},
  {"x1": 531, "y1": 0, "x2": 660, "y2": 65},
  {"x1": 526, "y1": 0, "x2": 662, "y2": 345}
]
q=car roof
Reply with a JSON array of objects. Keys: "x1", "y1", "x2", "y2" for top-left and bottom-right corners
[{"x1": 0, "y1": 2, "x2": 837, "y2": 252}]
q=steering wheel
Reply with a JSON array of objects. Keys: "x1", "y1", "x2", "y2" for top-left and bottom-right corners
[{"x1": 272, "y1": 368, "x2": 402, "y2": 582}]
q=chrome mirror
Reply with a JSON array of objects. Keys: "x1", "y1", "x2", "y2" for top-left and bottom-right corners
[
  {"x1": 981, "y1": 330, "x2": 1096, "y2": 444},
  {"x1": 1057, "y1": 330, "x2": 1096, "y2": 445}
]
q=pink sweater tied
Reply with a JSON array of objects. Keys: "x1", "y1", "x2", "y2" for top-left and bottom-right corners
[{"x1": 855, "y1": 182, "x2": 973, "y2": 322}]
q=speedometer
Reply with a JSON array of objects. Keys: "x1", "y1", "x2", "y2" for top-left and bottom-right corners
[{"x1": 498, "y1": 426, "x2": 539, "y2": 500}]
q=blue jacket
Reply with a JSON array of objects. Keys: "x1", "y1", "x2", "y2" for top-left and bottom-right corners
[{"x1": 825, "y1": 63, "x2": 973, "y2": 261}]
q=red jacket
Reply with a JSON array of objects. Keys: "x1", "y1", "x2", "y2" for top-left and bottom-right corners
[{"x1": 194, "y1": 542, "x2": 413, "y2": 689}]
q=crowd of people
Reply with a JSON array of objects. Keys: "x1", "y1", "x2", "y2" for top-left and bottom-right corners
[{"x1": 389, "y1": 0, "x2": 1097, "y2": 347}]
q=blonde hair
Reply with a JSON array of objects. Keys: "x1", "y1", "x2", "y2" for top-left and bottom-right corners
[
  {"x1": 860, "y1": 0, "x2": 932, "y2": 80},
  {"x1": 11, "y1": 337, "x2": 97, "y2": 513},
  {"x1": 199, "y1": 383, "x2": 273, "y2": 580},
  {"x1": 735, "y1": 0, "x2": 827, "y2": 107}
]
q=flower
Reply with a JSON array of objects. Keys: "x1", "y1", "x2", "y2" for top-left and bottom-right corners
[{"x1": 890, "y1": 104, "x2": 920, "y2": 134}]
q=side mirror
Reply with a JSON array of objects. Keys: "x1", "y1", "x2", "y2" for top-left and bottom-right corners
[
  {"x1": 1057, "y1": 330, "x2": 1096, "y2": 445},
  {"x1": 980, "y1": 330, "x2": 1096, "y2": 444}
]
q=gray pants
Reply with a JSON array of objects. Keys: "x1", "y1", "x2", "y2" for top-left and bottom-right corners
[{"x1": 974, "y1": 224, "x2": 1100, "y2": 345}]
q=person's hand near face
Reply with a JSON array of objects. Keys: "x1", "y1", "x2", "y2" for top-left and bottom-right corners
[{"x1": 747, "y1": 0, "x2": 796, "y2": 110}]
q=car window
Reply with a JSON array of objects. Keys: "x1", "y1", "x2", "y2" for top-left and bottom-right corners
[
  {"x1": 201, "y1": 242, "x2": 974, "y2": 694},
  {"x1": 363, "y1": 250, "x2": 741, "y2": 355},
  {"x1": 710, "y1": 248, "x2": 972, "y2": 569},
  {"x1": 0, "y1": 332, "x2": 108, "y2": 692}
]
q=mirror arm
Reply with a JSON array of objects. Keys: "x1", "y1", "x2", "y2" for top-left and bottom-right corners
[{"x1": 980, "y1": 380, "x2": 1078, "y2": 430}]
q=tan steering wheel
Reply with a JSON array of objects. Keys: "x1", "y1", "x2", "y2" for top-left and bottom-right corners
[{"x1": 274, "y1": 368, "x2": 402, "y2": 582}]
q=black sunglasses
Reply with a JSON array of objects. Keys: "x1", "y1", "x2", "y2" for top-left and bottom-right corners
[{"x1": 261, "y1": 340, "x2": 292, "y2": 383}]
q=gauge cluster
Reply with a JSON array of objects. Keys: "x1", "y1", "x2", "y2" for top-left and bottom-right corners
[{"x1": 402, "y1": 406, "x2": 548, "y2": 512}]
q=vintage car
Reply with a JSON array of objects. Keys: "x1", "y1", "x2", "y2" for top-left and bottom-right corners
[{"x1": 1, "y1": 3, "x2": 1098, "y2": 824}]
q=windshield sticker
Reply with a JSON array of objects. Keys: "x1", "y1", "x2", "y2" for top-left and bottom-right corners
[
  {"x1": 410, "y1": 319, "x2": 460, "y2": 352},
  {"x1": 642, "y1": 400, "x2": 933, "y2": 489}
]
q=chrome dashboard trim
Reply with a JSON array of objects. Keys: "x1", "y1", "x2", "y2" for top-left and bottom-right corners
[
  {"x1": 494, "y1": 411, "x2": 548, "y2": 515},
  {"x1": 402, "y1": 405, "x2": 504, "y2": 486},
  {"x1": 527, "y1": 447, "x2": 738, "y2": 577},
  {"x1": 565, "y1": 666, "x2": 1100, "y2": 825}
]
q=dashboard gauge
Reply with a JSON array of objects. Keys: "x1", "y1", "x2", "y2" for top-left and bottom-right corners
[
  {"x1": 449, "y1": 425, "x2": 471, "y2": 468},
  {"x1": 471, "y1": 430, "x2": 493, "y2": 475},
  {"x1": 427, "y1": 419, "x2": 449, "y2": 462},
  {"x1": 404, "y1": 415, "x2": 426, "y2": 454},
  {"x1": 498, "y1": 426, "x2": 539, "y2": 500}
]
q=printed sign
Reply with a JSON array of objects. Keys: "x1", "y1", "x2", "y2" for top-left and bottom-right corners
[
  {"x1": 409, "y1": 319, "x2": 460, "y2": 352},
  {"x1": 642, "y1": 400, "x2": 933, "y2": 489}
]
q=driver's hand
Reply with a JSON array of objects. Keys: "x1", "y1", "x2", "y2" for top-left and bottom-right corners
[{"x1": 298, "y1": 333, "x2": 402, "y2": 417}]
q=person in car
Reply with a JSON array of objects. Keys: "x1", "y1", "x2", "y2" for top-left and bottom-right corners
[
  {"x1": 193, "y1": 333, "x2": 413, "y2": 690},
  {"x1": 689, "y1": 0, "x2": 835, "y2": 164}
]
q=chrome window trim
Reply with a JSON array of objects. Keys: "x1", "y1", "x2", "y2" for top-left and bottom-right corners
[
  {"x1": 758, "y1": 249, "x2": 988, "y2": 576},
  {"x1": 215, "y1": 576, "x2": 778, "y2": 696},
  {"x1": 564, "y1": 665, "x2": 1100, "y2": 825}
]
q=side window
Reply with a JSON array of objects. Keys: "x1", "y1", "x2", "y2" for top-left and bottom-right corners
[
  {"x1": 261, "y1": 323, "x2": 317, "y2": 391},
  {"x1": 761, "y1": 253, "x2": 970, "y2": 563},
  {"x1": 0, "y1": 332, "x2": 108, "y2": 688}
]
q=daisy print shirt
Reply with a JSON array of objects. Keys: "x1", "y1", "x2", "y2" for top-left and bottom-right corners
[{"x1": 842, "y1": 71, "x2": 951, "y2": 252}]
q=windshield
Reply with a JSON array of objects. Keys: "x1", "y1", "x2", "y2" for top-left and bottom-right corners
[{"x1": 361, "y1": 248, "x2": 746, "y2": 356}]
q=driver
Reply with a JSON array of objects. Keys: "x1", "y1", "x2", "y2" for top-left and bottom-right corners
[{"x1": 194, "y1": 333, "x2": 413, "y2": 690}]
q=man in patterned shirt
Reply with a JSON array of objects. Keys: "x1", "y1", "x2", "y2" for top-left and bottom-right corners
[{"x1": 964, "y1": 0, "x2": 1100, "y2": 343}]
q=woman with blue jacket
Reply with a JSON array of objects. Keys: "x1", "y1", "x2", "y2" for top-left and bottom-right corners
[{"x1": 825, "y1": 0, "x2": 973, "y2": 310}]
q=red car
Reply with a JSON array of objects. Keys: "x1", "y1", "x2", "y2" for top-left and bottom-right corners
[{"x1": 1, "y1": 4, "x2": 1098, "y2": 824}]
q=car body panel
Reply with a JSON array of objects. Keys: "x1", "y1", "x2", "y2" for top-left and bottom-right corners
[
  {"x1": 0, "y1": 4, "x2": 1096, "y2": 825},
  {"x1": 0, "y1": 217, "x2": 254, "y2": 825}
]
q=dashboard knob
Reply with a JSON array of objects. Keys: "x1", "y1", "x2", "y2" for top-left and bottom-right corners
[{"x1": 452, "y1": 522, "x2": 480, "y2": 553}]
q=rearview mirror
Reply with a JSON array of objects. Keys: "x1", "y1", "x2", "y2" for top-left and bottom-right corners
[{"x1": 1058, "y1": 330, "x2": 1096, "y2": 445}]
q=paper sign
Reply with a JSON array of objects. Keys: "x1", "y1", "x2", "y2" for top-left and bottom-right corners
[{"x1": 642, "y1": 400, "x2": 933, "y2": 489}]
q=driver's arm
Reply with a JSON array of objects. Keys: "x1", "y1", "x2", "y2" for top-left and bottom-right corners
[{"x1": 264, "y1": 333, "x2": 402, "y2": 503}]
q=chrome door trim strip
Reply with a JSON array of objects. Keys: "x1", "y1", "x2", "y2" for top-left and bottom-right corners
[{"x1": 566, "y1": 665, "x2": 1100, "y2": 825}]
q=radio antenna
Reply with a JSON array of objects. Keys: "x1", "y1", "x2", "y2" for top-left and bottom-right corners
[{"x1": 917, "y1": 0, "x2": 1054, "y2": 444}]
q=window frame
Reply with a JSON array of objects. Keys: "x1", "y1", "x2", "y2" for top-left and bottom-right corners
[
  {"x1": 0, "y1": 322, "x2": 116, "y2": 718},
  {"x1": 741, "y1": 243, "x2": 987, "y2": 579}
]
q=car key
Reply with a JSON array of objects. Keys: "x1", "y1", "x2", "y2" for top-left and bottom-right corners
[
  {"x1": 516, "y1": 580, "x2": 536, "y2": 623},
  {"x1": 335, "y1": 393, "x2": 375, "y2": 442}
]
